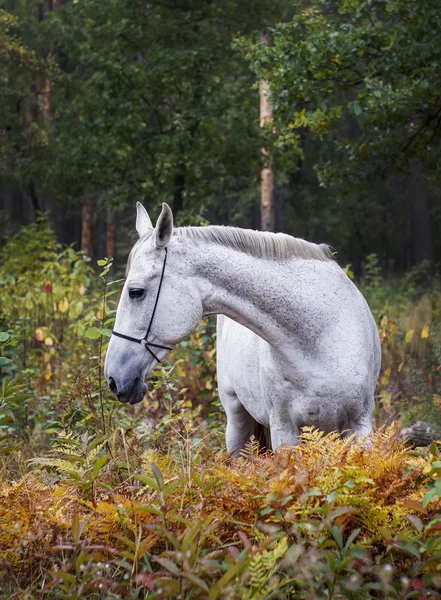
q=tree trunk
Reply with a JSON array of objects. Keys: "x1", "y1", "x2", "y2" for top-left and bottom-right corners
[
  {"x1": 81, "y1": 197, "x2": 94, "y2": 257},
  {"x1": 259, "y1": 29, "x2": 274, "y2": 232},
  {"x1": 26, "y1": 181, "x2": 41, "y2": 216},
  {"x1": 408, "y1": 162, "x2": 433, "y2": 266},
  {"x1": 261, "y1": 163, "x2": 274, "y2": 232},
  {"x1": 106, "y1": 208, "x2": 117, "y2": 260}
]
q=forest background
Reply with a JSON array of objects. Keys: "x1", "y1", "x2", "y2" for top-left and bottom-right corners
[
  {"x1": 2, "y1": 0, "x2": 441, "y2": 598},
  {"x1": 2, "y1": 0, "x2": 441, "y2": 272}
]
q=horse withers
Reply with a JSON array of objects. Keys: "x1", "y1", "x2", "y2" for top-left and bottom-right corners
[{"x1": 104, "y1": 203, "x2": 381, "y2": 456}]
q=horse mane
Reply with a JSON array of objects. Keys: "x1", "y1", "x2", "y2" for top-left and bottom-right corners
[
  {"x1": 127, "y1": 225, "x2": 333, "y2": 274},
  {"x1": 175, "y1": 226, "x2": 333, "y2": 261}
]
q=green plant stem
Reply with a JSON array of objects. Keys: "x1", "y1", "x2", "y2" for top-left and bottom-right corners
[{"x1": 98, "y1": 276, "x2": 107, "y2": 435}]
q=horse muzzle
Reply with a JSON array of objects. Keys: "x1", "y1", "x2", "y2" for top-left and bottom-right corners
[{"x1": 107, "y1": 375, "x2": 147, "y2": 405}]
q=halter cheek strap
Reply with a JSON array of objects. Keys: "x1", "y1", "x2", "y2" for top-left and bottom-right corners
[{"x1": 112, "y1": 247, "x2": 173, "y2": 363}]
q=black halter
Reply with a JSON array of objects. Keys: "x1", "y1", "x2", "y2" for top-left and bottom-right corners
[{"x1": 112, "y1": 247, "x2": 172, "y2": 363}]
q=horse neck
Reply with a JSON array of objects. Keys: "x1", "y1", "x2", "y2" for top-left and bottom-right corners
[{"x1": 190, "y1": 243, "x2": 315, "y2": 350}]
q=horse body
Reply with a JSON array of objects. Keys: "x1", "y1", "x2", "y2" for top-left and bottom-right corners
[
  {"x1": 215, "y1": 256, "x2": 380, "y2": 454},
  {"x1": 105, "y1": 203, "x2": 381, "y2": 455}
]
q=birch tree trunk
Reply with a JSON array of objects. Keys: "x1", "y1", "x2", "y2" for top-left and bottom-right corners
[{"x1": 259, "y1": 29, "x2": 274, "y2": 232}]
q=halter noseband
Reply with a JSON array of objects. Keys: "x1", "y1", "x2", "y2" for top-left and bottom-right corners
[{"x1": 112, "y1": 247, "x2": 172, "y2": 363}]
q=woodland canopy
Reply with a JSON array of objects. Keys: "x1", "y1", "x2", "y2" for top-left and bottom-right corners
[{"x1": 2, "y1": 0, "x2": 441, "y2": 272}]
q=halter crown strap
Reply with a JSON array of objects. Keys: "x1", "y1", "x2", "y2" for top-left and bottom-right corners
[{"x1": 111, "y1": 247, "x2": 172, "y2": 363}]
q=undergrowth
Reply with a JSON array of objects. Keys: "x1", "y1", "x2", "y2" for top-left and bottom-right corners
[
  {"x1": 1, "y1": 428, "x2": 441, "y2": 599},
  {"x1": 0, "y1": 219, "x2": 441, "y2": 598}
]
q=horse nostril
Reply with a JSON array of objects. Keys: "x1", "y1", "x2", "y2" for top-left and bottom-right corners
[{"x1": 108, "y1": 377, "x2": 118, "y2": 395}]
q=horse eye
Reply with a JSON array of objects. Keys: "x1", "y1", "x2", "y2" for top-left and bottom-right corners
[{"x1": 129, "y1": 288, "x2": 145, "y2": 299}]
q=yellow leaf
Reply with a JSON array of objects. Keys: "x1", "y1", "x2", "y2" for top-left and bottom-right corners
[
  {"x1": 381, "y1": 390, "x2": 392, "y2": 412},
  {"x1": 44, "y1": 337, "x2": 53, "y2": 347},
  {"x1": 405, "y1": 329, "x2": 414, "y2": 344},
  {"x1": 381, "y1": 367, "x2": 391, "y2": 386},
  {"x1": 96, "y1": 307, "x2": 104, "y2": 321},
  {"x1": 433, "y1": 395, "x2": 441, "y2": 407},
  {"x1": 58, "y1": 298, "x2": 69, "y2": 313},
  {"x1": 25, "y1": 297, "x2": 33, "y2": 310},
  {"x1": 35, "y1": 328, "x2": 44, "y2": 342},
  {"x1": 421, "y1": 325, "x2": 429, "y2": 339},
  {"x1": 43, "y1": 352, "x2": 51, "y2": 363},
  {"x1": 388, "y1": 319, "x2": 397, "y2": 332}
]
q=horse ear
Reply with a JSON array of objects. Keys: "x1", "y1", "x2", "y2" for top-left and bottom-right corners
[
  {"x1": 155, "y1": 203, "x2": 174, "y2": 248},
  {"x1": 136, "y1": 202, "x2": 153, "y2": 237}
]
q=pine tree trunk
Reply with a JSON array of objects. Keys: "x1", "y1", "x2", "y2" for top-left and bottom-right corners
[
  {"x1": 259, "y1": 30, "x2": 274, "y2": 232},
  {"x1": 260, "y1": 162, "x2": 274, "y2": 231},
  {"x1": 81, "y1": 197, "x2": 94, "y2": 257},
  {"x1": 106, "y1": 209, "x2": 117, "y2": 259}
]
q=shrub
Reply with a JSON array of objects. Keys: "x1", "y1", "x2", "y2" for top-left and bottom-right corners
[{"x1": 1, "y1": 428, "x2": 441, "y2": 598}]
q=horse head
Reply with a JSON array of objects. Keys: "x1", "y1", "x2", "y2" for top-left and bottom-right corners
[{"x1": 104, "y1": 203, "x2": 203, "y2": 404}]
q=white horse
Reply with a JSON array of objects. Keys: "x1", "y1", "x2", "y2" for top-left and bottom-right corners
[{"x1": 104, "y1": 203, "x2": 381, "y2": 456}]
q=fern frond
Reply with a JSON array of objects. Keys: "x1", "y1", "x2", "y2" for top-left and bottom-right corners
[{"x1": 239, "y1": 435, "x2": 261, "y2": 460}]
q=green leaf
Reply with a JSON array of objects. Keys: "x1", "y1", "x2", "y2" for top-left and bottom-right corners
[
  {"x1": 344, "y1": 528, "x2": 361, "y2": 550},
  {"x1": 392, "y1": 540, "x2": 421, "y2": 559},
  {"x1": 307, "y1": 489, "x2": 323, "y2": 497},
  {"x1": 92, "y1": 454, "x2": 110, "y2": 477},
  {"x1": 150, "y1": 463, "x2": 164, "y2": 492},
  {"x1": 98, "y1": 328, "x2": 112, "y2": 337},
  {"x1": 260, "y1": 507, "x2": 275, "y2": 515},
  {"x1": 85, "y1": 327, "x2": 101, "y2": 339},
  {"x1": 96, "y1": 259, "x2": 107, "y2": 266},
  {"x1": 429, "y1": 441, "x2": 438, "y2": 457},
  {"x1": 331, "y1": 525, "x2": 343, "y2": 550},
  {"x1": 133, "y1": 474, "x2": 159, "y2": 491},
  {"x1": 422, "y1": 488, "x2": 436, "y2": 508},
  {"x1": 0, "y1": 332, "x2": 10, "y2": 343},
  {"x1": 51, "y1": 571, "x2": 77, "y2": 584},
  {"x1": 135, "y1": 504, "x2": 163, "y2": 516},
  {"x1": 0, "y1": 357, "x2": 13, "y2": 367},
  {"x1": 154, "y1": 557, "x2": 180, "y2": 575}
]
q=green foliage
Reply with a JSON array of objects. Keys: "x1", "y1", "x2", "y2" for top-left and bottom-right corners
[
  {"x1": 0, "y1": 7, "x2": 56, "y2": 187},
  {"x1": 30, "y1": 431, "x2": 111, "y2": 499},
  {"x1": 3, "y1": 0, "x2": 441, "y2": 271},
  {"x1": 359, "y1": 256, "x2": 441, "y2": 429},
  {"x1": 0, "y1": 213, "x2": 96, "y2": 373},
  {"x1": 239, "y1": 0, "x2": 441, "y2": 186},
  {"x1": 42, "y1": 0, "x2": 287, "y2": 218}
]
